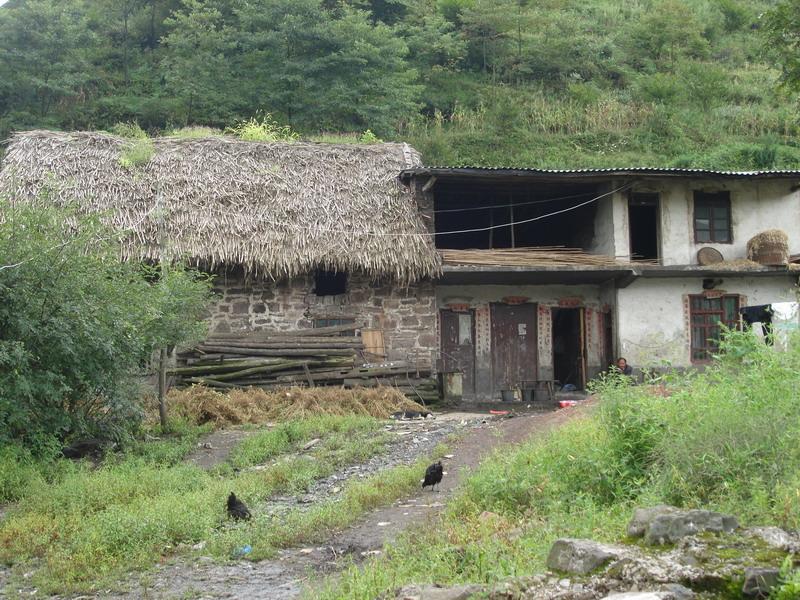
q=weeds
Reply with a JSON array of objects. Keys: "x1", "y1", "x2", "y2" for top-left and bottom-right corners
[
  {"x1": 225, "y1": 114, "x2": 299, "y2": 142},
  {"x1": 112, "y1": 122, "x2": 155, "y2": 169}
]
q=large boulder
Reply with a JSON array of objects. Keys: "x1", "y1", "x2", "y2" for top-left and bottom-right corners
[
  {"x1": 601, "y1": 594, "x2": 669, "y2": 600},
  {"x1": 745, "y1": 526, "x2": 800, "y2": 553},
  {"x1": 627, "y1": 506, "x2": 679, "y2": 538},
  {"x1": 547, "y1": 539, "x2": 627, "y2": 575},
  {"x1": 643, "y1": 510, "x2": 738, "y2": 545}
]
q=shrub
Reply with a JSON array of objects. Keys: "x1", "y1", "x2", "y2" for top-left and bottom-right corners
[
  {"x1": 0, "y1": 203, "x2": 214, "y2": 450},
  {"x1": 225, "y1": 114, "x2": 299, "y2": 142},
  {"x1": 111, "y1": 122, "x2": 156, "y2": 169}
]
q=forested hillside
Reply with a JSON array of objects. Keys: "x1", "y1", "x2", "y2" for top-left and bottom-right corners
[{"x1": 1, "y1": 0, "x2": 799, "y2": 168}]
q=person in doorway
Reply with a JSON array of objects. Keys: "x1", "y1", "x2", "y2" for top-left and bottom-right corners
[{"x1": 615, "y1": 357, "x2": 633, "y2": 377}]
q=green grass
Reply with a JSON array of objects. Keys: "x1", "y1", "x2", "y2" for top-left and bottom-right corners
[
  {"x1": 0, "y1": 415, "x2": 401, "y2": 594},
  {"x1": 315, "y1": 331, "x2": 800, "y2": 599}
]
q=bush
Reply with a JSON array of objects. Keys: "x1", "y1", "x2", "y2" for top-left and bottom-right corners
[
  {"x1": 225, "y1": 114, "x2": 299, "y2": 142},
  {"x1": 0, "y1": 203, "x2": 214, "y2": 450}
]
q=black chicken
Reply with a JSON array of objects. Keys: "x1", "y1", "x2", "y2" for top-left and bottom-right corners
[
  {"x1": 422, "y1": 461, "x2": 443, "y2": 491},
  {"x1": 227, "y1": 492, "x2": 252, "y2": 520}
]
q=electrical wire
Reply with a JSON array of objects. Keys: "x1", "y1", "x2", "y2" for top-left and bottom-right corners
[{"x1": 433, "y1": 189, "x2": 599, "y2": 213}]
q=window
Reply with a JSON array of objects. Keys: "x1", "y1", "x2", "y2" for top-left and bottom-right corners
[
  {"x1": 694, "y1": 192, "x2": 731, "y2": 243},
  {"x1": 690, "y1": 295, "x2": 739, "y2": 361},
  {"x1": 314, "y1": 270, "x2": 347, "y2": 296},
  {"x1": 314, "y1": 318, "x2": 355, "y2": 336}
]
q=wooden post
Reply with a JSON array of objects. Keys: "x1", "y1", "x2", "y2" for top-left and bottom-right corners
[
  {"x1": 158, "y1": 346, "x2": 168, "y2": 429},
  {"x1": 155, "y1": 183, "x2": 170, "y2": 430}
]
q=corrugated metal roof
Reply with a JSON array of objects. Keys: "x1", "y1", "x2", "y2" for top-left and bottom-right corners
[{"x1": 401, "y1": 166, "x2": 800, "y2": 180}]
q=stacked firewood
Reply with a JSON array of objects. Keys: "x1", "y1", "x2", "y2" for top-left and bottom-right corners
[{"x1": 172, "y1": 323, "x2": 439, "y2": 403}]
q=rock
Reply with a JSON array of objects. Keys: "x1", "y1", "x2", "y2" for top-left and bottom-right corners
[
  {"x1": 746, "y1": 526, "x2": 800, "y2": 553},
  {"x1": 627, "y1": 506, "x2": 679, "y2": 538},
  {"x1": 601, "y1": 594, "x2": 668, "y2": 600},
  {"x1": 660, "y1": 583, "x2": 695, "y2": 600},
  {"x1": 302, "y1": 438, "x2": 321, "y2": 451},
  {"x1": 742, "y1": 567, "x2": 780, "y2": 597},
  {"x1": 546, "y1": 539, "x2": 625, "y2": 575},
  {"x1": 643, "y1": 510, "x2": 739, "y2": 545},
  {"x1": 395, "y1": 584, "x2": 483, "y2": 600}
]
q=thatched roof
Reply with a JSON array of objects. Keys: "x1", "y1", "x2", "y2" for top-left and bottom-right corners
[{"x1": 0, "y1": 130, "x2": 439, "y2": 281}]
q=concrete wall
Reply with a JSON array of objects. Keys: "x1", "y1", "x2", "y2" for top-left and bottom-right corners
[
  {"x1": 209, "y1": 272, "x2": 437, "y2": 364},
  {"x1": 616, "y1": 276, "x2": 797, "y2": 368},
  {"x1": 621, "y1": 179, "x2": 800, "y2": 265},
  {"x1": 436, "y1": 284, "x2": 611, "y2": 398}
]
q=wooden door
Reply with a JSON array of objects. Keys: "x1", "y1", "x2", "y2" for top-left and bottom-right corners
[
  {"x1": 491, "y1": 303, "x2": 537, "y2": 394},
  {"x1": 440, "y1": 310, "x2": 476, "y2": 398}
]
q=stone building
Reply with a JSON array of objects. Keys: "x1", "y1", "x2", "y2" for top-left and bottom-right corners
[{"x1": 0, "y1": 130, "x2": 441, "y2": 366}]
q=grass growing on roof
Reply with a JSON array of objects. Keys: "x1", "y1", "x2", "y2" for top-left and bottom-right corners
[
  {"x1": 315, "y1": 330, "x2": 800, "y2": 599},
  {"x1": 0, "y1": 414, "x2": 402, "y2": 594}
]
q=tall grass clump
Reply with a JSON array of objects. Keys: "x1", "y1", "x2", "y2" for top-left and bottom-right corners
[
  {"x1": 111, "y1": 122, "x2": 155, "y2": 169},
  {"x1": 225, "y1": 114, "x2": 299, "y2": 142}
]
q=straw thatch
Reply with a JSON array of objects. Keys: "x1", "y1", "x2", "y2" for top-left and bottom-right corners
[{"x1": 0, "y1": 130, "x2": 440, "y2": 281}]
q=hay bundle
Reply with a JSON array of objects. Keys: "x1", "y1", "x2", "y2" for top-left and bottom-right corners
[
  {"x1": 168, "y1": 385, "x2": 425, "y2": 426},
  {"x1": 747, "y1": 229, "x2": 789, "y2": 266}
]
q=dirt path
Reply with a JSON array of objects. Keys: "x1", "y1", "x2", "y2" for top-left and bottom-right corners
[
  {"x1": 185, "y1": 428, "x2": 259, "y2": 470},
  {"x1": 104, "y1": 402, "x2": 594, "y2": 600}
]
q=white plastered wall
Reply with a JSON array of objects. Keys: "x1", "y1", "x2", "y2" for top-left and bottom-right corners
[{"x1": 616, "y1": 276, "x2": 797, "y2": 368}]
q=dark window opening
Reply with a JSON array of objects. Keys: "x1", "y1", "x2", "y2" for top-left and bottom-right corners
[
  {"x1": 433, "y1": 182, "x2": 600, "y2": 250},
  {"x1": 552, "y1": 307, "x2": 585, "y2": 389},
  {"x1": 690, "y1": 294, "x2": 739, "y2": 362},
  {"x1": 629, "y1": 192, "x2": 660, "y2": 261},
  {"x1": 313, "y1": 317, "x2": 355, "y2": 336},
  {"x1": 314, "y1": 270, "x2": 348, "y2": 296},
  {"x1": 694, "y1": 191, "x2": 731, "y2": 243}
]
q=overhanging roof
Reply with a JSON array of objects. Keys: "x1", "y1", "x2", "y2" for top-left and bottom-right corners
[
  {"x1": 401, "y1": 166, "x2": 800, "y2": 184},
  {"x1": 437, "y1": 264, "x2": 800, "y2": 286}
]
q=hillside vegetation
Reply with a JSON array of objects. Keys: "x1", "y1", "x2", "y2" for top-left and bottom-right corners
[{"x1": 1, "y1": 0, "x2": 798, "y2": 169}]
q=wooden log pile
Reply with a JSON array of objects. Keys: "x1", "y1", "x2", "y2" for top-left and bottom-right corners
[{"x1": 173, "y1": 323, "x2": 439, "y2": 403}]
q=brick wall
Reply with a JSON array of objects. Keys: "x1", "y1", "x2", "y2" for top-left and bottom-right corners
[{"x1": 209, "y1": 272, "x2": 437, "y2": 364}]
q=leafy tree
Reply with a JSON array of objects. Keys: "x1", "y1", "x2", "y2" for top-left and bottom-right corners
[
  {"x1": 231, "y1": 0, "x2": 420, "y2": 133},
  {"x1": 0, "y1": 202, "x2": 213, "y2": 450},
  {"x1": 626, "y1": 0, "x2": 710, "y2": 68},
  {"x1": 161, "y1": 0, "x2": 238, "y2": 126},
  {"x1": 0, "y1": 0, "x2": 100, "y2": 132},
  {"x1": 763, "y1": 0, "x2": 800, "y2": 92}
]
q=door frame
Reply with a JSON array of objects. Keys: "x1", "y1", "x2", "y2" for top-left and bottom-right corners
[
  {"x1": 551, "y1": 306, "x2": 588, "y2": 390},
  {"x1": 439, "y1": 308, "x2": 476, "y2": 398},
  {"x1": 628, "y1": 192, "x2": 662, "y2": 262}
]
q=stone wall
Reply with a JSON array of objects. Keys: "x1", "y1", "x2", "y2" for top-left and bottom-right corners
[{"x1": 209, "y1": 271, "x2": 437, "y2": 364}]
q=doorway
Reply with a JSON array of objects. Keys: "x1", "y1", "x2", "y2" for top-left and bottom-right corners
[
  {"x1": 629, "y1": 193, "x2": 660, "y2": 261},
  {"x1": 440, "y1": 309, "x2": 476, "y2": 399},
  {"x1": 552, "y1": 307, "x2": 586, "y2": 389}
]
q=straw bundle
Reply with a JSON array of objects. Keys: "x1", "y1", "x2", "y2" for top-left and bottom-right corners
[
  {"x1": 0, "y1": 130, "x2": 440, "y2": 282},
  {"x1": 440, "y1": 247, "x2": 644, "y2": 267},
  {"x1": 168, "y1": 385, "x2": 425, "y2": 425},
  {"x1": 747, "y1": 229, "x2": 789, "y2": 266}
]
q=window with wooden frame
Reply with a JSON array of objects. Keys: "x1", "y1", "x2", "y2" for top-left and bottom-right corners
[
  {"x1": 690, "y1": 295, "x2": 739, "y2": 362},
  {"x1": 693, "y1": 191, "x2": 732, "y2": 243}
]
